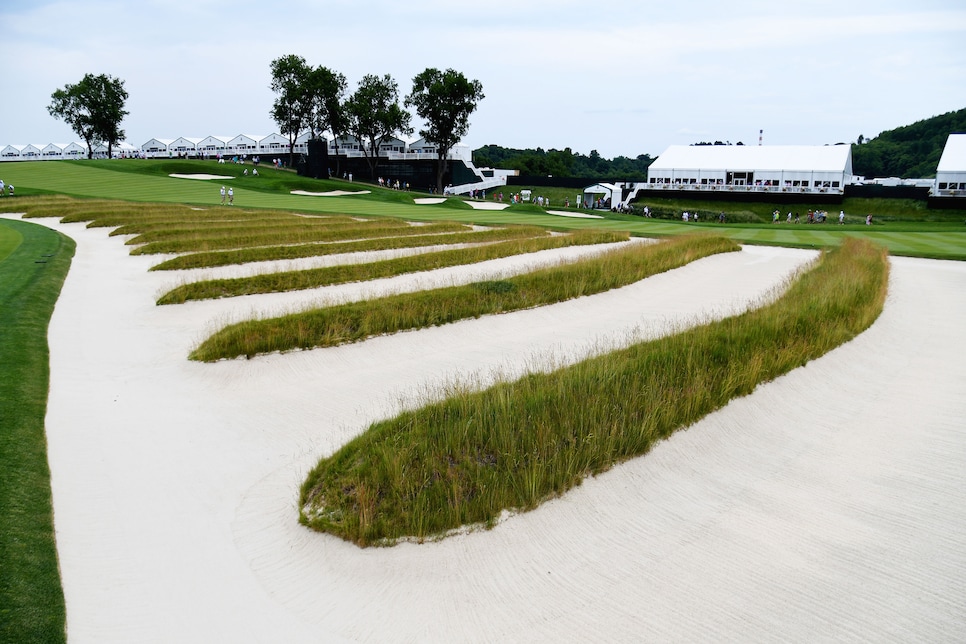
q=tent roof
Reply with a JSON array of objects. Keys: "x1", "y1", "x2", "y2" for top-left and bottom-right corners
[
  {"x1": 583, "y1": 182, "x2": 619, "y2": 193},
  {"x1": 937, "y1": 134, "x2": 966, "y2": 173},
  {"x1": 649, "y1": 145, "x2": 852, "y2": 173}
]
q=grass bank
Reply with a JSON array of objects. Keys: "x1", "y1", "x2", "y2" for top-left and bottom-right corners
[
  {"x1": 191, "y1": 235, "x2": 737, "y2": 361},
  {"x1": 299, "y1": 237, "x2": 888, "y2": 546},
  {"x1": 0, "y1": 218, "x2": 72, "y2": 643},
  {"x1": 158, "y1": 229, "x2": 628, "y2": 303}
]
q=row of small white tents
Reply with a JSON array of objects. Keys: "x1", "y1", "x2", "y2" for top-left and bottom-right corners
[{"x1": 1, "y1": 133, "x2": 468, "y2": 162}]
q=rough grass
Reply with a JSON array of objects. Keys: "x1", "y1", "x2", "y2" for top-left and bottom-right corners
[
  {"x1": 190, "y1": 235, "x2": 738, "y2": 361},
  {"x1": 149, "y1": 225, "x2": 551, "y2": 271},
  {"x1": 158, "y1": 229, "x2": 628, "y2": 303},
  {"x1": 299, "y1": 237, "x2": 889, "y2": 546},
  {"x1": 128, "y1": 220, "x2": 471, "y2": 254},
  {"x1": 0, "y1": 218, "x2": 72, "y2": 643}
]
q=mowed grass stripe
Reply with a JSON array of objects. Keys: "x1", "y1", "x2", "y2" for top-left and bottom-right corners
[
  {"x1": 158, "y1": 229, "x2": 629, "y2": 303},
  {"x1": 0, "y1": 223, "x2": 22, "y2": 263},
  {"x1": 298, "y1": 237, "x2": 889, "y2": 546},
  {"x1": 0, "y1": 218, "x2": 72, "y2": 643},
  {"x1": 190, "y1": 235, "x2": 736, "y2": 361}
]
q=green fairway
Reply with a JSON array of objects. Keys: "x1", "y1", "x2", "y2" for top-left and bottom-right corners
[
  {"x1": 0, "y1": 159, "x2": 966, "y2": 260},
  {"x1": 1, "y1": 160, "x2": 964, "y2": 259},
  {"x1": 0, "y1": 217, "x2": 72, "y2": 644},
  {"x1": 0, "y1": 224, "x2": 22, "y2": 263}
]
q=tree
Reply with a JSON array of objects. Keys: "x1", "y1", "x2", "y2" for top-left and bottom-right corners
[
  {"x1": 405, "y1": 68, "x2": 484, "y2": 194},
  {"x1": 269, "y1": 54, "x2": 314, "y2": 158},
  {"x1": 306, "y1": 66, "x2": 348, "y2": 173},
  {"x1": 344, "y1": 74, "x2": 412, "y2": 179},
  {"x1": 48, "y1": 73, "x2": 128, "y2": 159}
]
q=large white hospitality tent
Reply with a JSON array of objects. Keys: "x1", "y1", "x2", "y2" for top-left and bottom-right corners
[
  {"x1": 646, "y1": 144, "x2": 854, "y2": 193},
  {"x1": 935, "y1": 133, "x2": 966, "y2": 196}
]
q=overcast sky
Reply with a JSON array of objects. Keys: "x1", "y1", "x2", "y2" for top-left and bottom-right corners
[{"x1": 2, "y1": 0, "x2": 964, "y2": 159}]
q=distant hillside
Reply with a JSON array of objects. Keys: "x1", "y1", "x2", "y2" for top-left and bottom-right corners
[
  {"x1": 852, "y1": 107, "x2": 966, "y2": 178},
  {"x1": 475, "y1": 107, "x2": 966, "y2": 181}
]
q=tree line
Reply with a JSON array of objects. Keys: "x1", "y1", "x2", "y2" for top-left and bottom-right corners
[
  {"x1": 268, "y1": 55, "x2": 483, "y2": 193},
  {"x1": 472, "y1": 145, "x2": 654, "y2": 180},
  {"x1": 44, "y1": 69, "x2": 962, "y2": 182},
  {"x1": 851, "y1": 107, "x2": 966, "y2": 179}
]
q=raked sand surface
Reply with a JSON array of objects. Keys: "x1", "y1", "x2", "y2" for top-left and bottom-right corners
[{"x1": 6, "y1": 213, "x2": 965, "y2": 642}]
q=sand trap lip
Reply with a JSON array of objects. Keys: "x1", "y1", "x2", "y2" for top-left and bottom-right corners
[
  {"x1": 546, "y1": 210, "x2": 604, "y2": 219},
  {"x1": 290, "y1": 189, "x2": 372, "y2": 197},
  {"x1": 414, "y1": 198, "x2": 447, "y2": 205},
  {"x1": 169, "y1": 173, "x2": 234, "y2": 180}
]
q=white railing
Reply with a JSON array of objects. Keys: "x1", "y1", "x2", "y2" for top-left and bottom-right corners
[
  {"x1": 444, "y1": 176, "x2": 508, "y2": 196},
  {"x1": 640, "y1": 182, "x2": 845, "y2": 195}
]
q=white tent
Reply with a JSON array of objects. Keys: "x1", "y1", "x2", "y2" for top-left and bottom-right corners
[
  {"x1": 258, "y1": 133, "x2": 289, "y2": 154},
  {"x1": 1, "y1": 144, "x2": 22, "y2": 160},
  {"x1": 62, "y1": 142, "x2": 86, "y2": 158},
  {"x1": 935, "y1": 134, "x2": 966, "y2": 196},
  {"x1": 169, "y1": 137, "x2": 203, "y2": 157},
  {"x1": 647, "y1": 144, "x2": 853, "y2": 193},
  {"x1": 41, "y1": 143, "x2": 65, "y2": 159},
  {"x1": 19, "y1": 144, "x2": 42, "y2": 159},
  {"x1": 141, "y1": 138, "x2": 173, "y2": 158},
  {"x1": 198, "y1": 136, "x2": 230, "y2": 157},
  {"x1": 409, "y1": 137, "x2": 438, "y2": 155},
  {"x1": 377, "y1": 136, "x2": 407, "y2": 154},
  {"x1": 227, "y1": 134, "x2": 261, "y2": 155},
  {"x1": 582, "y1": 182, "x2": 620, "y2": 209}
]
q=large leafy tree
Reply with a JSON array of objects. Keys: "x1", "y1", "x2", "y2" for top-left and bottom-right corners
[
  {"x1": 405, "y1": 68, "x2": 484, "y2": 193},
  {"x1": 47, "y1": 73, "x2": 128, "y2": 159},
  {"x1": 307, "y1": 66, "x2": 348, "y2": 172},
  {"x1": 269, "y1": 54, "x2": 314, "y2": 158},
  {"x1": 344, "y1": 74, "x2": 412, "y2": 179}
]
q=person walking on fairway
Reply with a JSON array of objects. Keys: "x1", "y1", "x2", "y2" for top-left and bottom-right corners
[
  {"x1": 228, "y1": 187, "x2": 234, "y2": 205},
  {"x1": 220, "y1": 185, "x2": 226, "y2": 205}
]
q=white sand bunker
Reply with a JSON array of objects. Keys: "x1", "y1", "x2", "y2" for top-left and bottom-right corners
[
  {"x1": 169, "y1": 173, "x2": 234, "y2": 180},
  {"x1": 546, "y1": 210, "x2": 604, "y2": 219},
  {"x1": 466, "y1": 201, "x2": 510, "y2": 210},
  {"x1": 290, "y1": 189, "x2": 372, "y2": 197},
  {"x1": 16, "y1": 205, "x2": 965, "y2": 643},
  {"x1": 414, "y1": 198, "x2": 447, "y2": 205}
]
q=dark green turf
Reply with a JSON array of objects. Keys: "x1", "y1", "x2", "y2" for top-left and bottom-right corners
[{"x1": 0, "y1": 217, "x2": 72, "y2": 644}]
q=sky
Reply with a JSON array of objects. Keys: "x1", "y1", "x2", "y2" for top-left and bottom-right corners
[{"x1": 2, "y1": 0, "x2": 965, "y2": 159}]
